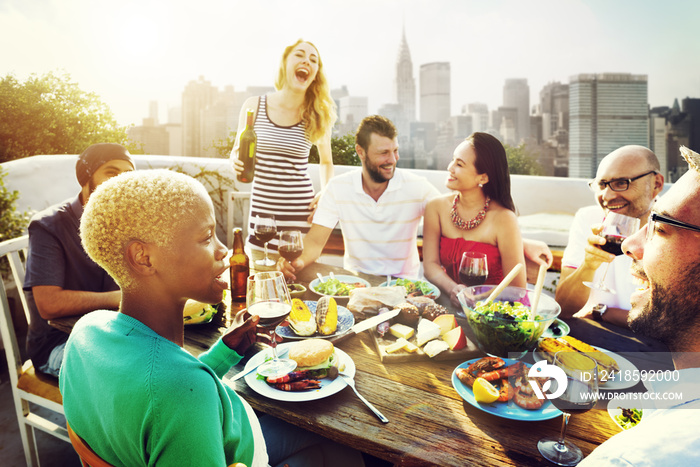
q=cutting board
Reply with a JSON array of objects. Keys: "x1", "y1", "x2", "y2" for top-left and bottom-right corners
[{"x1": 370, "y1": 323, "x2": 480, "y2": 363}]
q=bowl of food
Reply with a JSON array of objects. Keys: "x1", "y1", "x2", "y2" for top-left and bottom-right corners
[
  {"x1": 309, "y1": 275, "x2": 370, "y2": 300},
  {"x1": 287, "y1": 283, "x2": 307, "y2": 299},
  {"x1": 458, "y1": 285, "x2": 561, "y2": 359}
]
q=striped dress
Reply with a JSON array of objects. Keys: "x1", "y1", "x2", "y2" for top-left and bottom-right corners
[{"x1": 247, "y1": 95, "x2": 314, "y2": 252}]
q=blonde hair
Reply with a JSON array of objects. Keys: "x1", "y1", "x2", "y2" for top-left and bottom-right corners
[
  {"x1": 80, "y1": 169, "x2": 210, "y2": 290},
  {"x1": 275, "y1": 39, "x2": 337, "y2": 144}
]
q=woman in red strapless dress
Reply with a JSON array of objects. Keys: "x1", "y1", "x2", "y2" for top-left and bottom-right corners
[{"x1": 422, "y1": 132, "x2": 527, "y2": 307}]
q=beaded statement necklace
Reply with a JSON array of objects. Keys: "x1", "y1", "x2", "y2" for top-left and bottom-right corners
[{"x1": 451, "y1": 194, "x2": 490, "y2": 230}]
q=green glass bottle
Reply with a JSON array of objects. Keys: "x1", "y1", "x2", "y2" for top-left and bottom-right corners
[{"x1": 237, "y1": 109, "x2": 256, "y2": 183}]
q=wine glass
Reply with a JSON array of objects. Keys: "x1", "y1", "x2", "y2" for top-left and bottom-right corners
[
  {"x1": 583, "y1": 212, "x2": 640, "y2": 294},
  {"x1": 538, "y1": 351, "x2": 599, "y2": 466},
  {"x1": 459, "y1": 251, "x2": 488, "y2": 286},
  {"x1": 253, "y1": 215, "x2": 277, "y2": 267},
  {"x1": 278, "y1": 230, "x2": 304, "y2": 264},
  {"x1": 246, "y1": 271, "x2": 297, "y2": 377}
]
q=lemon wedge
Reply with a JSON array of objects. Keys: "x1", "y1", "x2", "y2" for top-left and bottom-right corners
[{"x1": 472, "y1": 377, "x2": 500, "y2": 404}]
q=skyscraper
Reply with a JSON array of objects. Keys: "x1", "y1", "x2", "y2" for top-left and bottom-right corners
[
  {"x1": 420, "y1": 62, "x2": 450, "y2": 125},
  {"x1": 181, "y1": 76, "x2": 217, "y2": 157},
  {"x1": 539, "y1": 81, "x2": 569, "y2": 140},
  {"x1": 503, "y1": 78, "x2": 530, "y2": 143},
  {"x1": 569, "y1": 73, "x2": 648, "y2": 178},
  {"x1": 395, "y1": 27, "x2": 416, "y2": 137}
]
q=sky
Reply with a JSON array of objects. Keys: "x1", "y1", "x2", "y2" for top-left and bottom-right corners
[{"x1": 2, "y1": 0, "x2": 699, "y2": 127}]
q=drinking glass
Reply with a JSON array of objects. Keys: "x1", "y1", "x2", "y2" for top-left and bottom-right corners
[
  {"x1": 278, "y1": 230, "x2": 304, "y2": 264},
  {"x1": 538, "y1": 351, "x2": 599, "y2": 466},
  {"x1": 583, "y1": 212, "x2": 640, "y2": 293},
  {"x1": 253, "y1": 215, "x2": 277, "y2": 267},
  {"x1": 458, "y1": 251, "x2": 489, "y2": 287},
  {"x1": 246, "y1": 271, "x2": 297, "y2": 377}
]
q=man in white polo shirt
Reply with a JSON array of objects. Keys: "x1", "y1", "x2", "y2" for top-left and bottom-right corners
[{"x1": 279, "y1": 115, "x2": 551, "y2": 280}]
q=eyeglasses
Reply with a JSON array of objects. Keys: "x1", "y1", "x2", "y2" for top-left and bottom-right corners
[
  {"x1": 646, "y1": 212, "x2": 700, "y2": 242},
  {"x1": 588, "y1": 170, "x2": 657, "y2": 192}
]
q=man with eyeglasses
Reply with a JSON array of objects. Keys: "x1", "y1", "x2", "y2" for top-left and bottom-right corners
[
  {"x1": 555, "y1": 145, "x2": 665, "y2": 327},
  {"x1": 578, "y1": 146, "x2": 700, "y2": 466}
]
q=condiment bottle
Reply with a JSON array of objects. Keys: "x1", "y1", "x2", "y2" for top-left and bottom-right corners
[{"x1": 230, "y1": 228, "x2": 249, "y2": 302}]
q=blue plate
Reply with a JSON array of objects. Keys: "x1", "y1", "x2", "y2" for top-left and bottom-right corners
[
  {"x1": 308, "y1": 274, "x2": 371, "y2": 299},
  {"x1": 275, "y1": 300, "x2": 355, "y2": 340},
  {"x1": 378, "y1": 278, "x2": 441, "y2": 300},
  {"x1": 451, "y1": 358, "x2": 562, "y2": 421}
]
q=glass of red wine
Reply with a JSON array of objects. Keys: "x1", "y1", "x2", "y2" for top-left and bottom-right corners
[
  {"x1": 459, "y1": 251, "x2": 489, "y2": 286},
  {"x1": 253, "y1": 215, "x2": 277, "y2": 267},
  {"x1": 278, "y1": 230, "x2": 303, "y2": 264},
  {"x1": 583, "y1": 212, "x2": 640, "y2": 294},
  {"x1": 246, "y1": 271, "x2": 297, "y2": 377},
  {"x1": 538, "y1": 351, "x2": 599, "y2": 466}
]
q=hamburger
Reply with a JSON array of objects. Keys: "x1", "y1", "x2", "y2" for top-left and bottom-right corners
[{"x1": 288, "y1": 338, "x2": 339, "y2": 379}]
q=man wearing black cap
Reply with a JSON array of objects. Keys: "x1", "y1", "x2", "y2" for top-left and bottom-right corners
[{"x1": 24, "y1": 143, "x2": 135, "y2": 377}]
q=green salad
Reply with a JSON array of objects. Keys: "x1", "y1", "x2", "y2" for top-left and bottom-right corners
[
  {"x1": 615, "y1": 407, "x2": 642, "y2": 430},
  {"x1": 313, "y1": 277, "x2": 365, "y2": 297},
  {"x1": 467, "y1": 300, "x2": 547, "y2": 358},
  {"x1": 394, "y1": 278, "x2": 436, "y2": 297}
]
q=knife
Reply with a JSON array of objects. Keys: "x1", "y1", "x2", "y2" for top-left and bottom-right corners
[
  {"x1": 230, "y1": 347, "x2": 290, "y2": 382},
  {"x1": 330, "y1": 308, "x2": 400, "y2": 345}
]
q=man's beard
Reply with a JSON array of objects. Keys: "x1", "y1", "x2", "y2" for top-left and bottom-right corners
[
  {"x1": 365, "y1": 159, "x2": 394, "y2": 183},
  {"x1": 629, "y1": 261, "x2": 700, "y2": 348}
]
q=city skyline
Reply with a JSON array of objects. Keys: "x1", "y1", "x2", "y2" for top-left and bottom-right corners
[{"x1": 2, "y1": 0, "x2": 700, "y2": 127}]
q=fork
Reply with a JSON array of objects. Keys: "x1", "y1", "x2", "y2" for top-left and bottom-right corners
[{"x1": 337, "y1": 371, "x2": 389, "y2": 424}]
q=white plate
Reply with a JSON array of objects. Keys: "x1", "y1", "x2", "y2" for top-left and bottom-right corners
[
  {"x1": 377, "y1": 278, "x2": 441, "y2": 300},
  {"x1": 242, "y1": 343, "x2": 356, "y2": 402},
  {"x1": 607, "y1": 394, "x2": 644, "y2": 430},
  {"x1": 534, "y1": 345, "x2": 639, "y2": 390},
  {"x1": 275, "y1": 300, "x2": 355, "y2": 340},
  {"x1": 308, "y1": 275, "x2": 371, "y2": 299}
]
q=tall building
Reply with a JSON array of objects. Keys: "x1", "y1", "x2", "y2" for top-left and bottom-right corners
[
  {"x1": 395, "y1": 27, "x2": 416, "y2": 136},
  {"x1": 569, "y1": 73, "x2": 648, "y2": 178},
  {"x1": 539, "y1": 81, "x2": 569, "y2": 140},
  {"x1": 338, "y1": 95, "x2": 368, "y2": 135},
  {"x1": 465, "y1": 103, "x2": 489, "y2": 133},
  {"x1": 420, "y1": 62, "x2": 450, "y2": 125},
  {"x1": 502, "y1": 78, "x2": 530, "y2": 143},
  {"x1": 181, "y1": 76, "x2": 218, "y2": 157}
]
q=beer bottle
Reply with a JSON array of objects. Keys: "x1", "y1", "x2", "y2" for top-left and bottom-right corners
[
  {"x1": 237, "y1": 109, "x2": 256, "y2": 183},
  {"x1": 230, "y1": 228, "x2": 249, "y2": 302}
]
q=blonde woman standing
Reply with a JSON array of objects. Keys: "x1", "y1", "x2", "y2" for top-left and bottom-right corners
[{"x1": 232, "y1": 39, "x2": 336, "y2": 254}]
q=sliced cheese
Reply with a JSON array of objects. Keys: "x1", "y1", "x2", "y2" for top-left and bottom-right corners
[
  {"x1": 389, "y1": 323, "x2": 415, "y2": 340},
  {"x1": 424, "y1": 339, "x2": 450, "y2": 358},
  {"x1": 403, "y1": 341, "x2": 419, "y2": 353},
  {"x1": 416, "y1": 319, "x2": 441, "y2": 347},
  {"x1": 386, "y1": 338, "x2": 410, "y2": 353}
]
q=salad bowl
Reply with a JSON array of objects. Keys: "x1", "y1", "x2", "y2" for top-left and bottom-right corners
[{"x1": 458, "y1": 285, "x2": 561, "y2": 359}]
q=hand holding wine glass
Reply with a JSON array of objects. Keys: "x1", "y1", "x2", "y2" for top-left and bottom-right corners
[
  {"x1": 583, "y1": 212, "x2": 640, "y2": 294},
  {"x1": 538, "y1": 351, "x2": 599, "y2": 466},
  {"x1": 254, "y1": 215, "x2": 277, "y2": 267},
  {"x1": 246, "y1": 271, "x2": 297, "y2": 377},
  {"x1": 278, "y1": 230, "x2": 304, "y2": 264},
  {"x1": 459, "y1": 251, "x2": 488, "y2": 287}
]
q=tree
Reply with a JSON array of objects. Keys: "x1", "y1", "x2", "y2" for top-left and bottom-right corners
[
  {"x1": 309, "y1": 133, "x2": 361, "y2": 166},
  {"x1": 504, "y1": 142, "x2": 544, "y2": 176},
  {"x1": 0, "y1": 71, "x2": 131, "y2": 163}
]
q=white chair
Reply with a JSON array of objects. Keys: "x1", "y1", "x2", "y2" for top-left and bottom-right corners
[
  {"x1": 0, "y1": 235, "x2": 70, "y2": 467},
  {"x1": 226, "y1": 190, "x2": 251, "y2": 248}
]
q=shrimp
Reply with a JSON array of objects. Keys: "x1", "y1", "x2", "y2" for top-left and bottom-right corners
[
  {"x1": 513, "y1": 375, "x2": 545, "y2": 410},
  {"x1": 456, "y1": 357, "x2": 506, "y2": 387}
]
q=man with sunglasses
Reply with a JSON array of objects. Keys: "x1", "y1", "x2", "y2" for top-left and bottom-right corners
[
  {"x1": 578, "y1": 146, "x2": 700, "y2": 466},
  {"x1": 555, "y1": 145, "x2": 665, "y2": 327}
]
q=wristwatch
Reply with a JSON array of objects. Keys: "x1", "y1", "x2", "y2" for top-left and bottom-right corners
[{"x1": 591, "y1": 304, "x2": 608, "y2": 322}]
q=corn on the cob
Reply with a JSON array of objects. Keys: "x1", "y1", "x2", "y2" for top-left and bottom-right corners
[
  {"x1": 315, "y1": 296, "x2": 338, "y2": 335},
  {"x1": 288, "y1": 299, "x2": 316, "y2": 336},
  {"x1": 562, "y1": 336, "x2": 620, "y2": 371}
]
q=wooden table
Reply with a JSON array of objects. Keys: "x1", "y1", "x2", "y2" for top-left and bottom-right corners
[{"x1": 50, "y1": 260, "x2": 672, "y2": 467}]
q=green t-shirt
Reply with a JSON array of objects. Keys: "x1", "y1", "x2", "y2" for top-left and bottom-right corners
[{"x1": 59, "y1": 310, "x2": 255, "y2": 466}]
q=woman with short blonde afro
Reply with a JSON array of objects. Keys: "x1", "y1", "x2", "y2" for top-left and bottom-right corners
[{"x1": 80, "y1": 169, "x2": 209, "y2": 290}]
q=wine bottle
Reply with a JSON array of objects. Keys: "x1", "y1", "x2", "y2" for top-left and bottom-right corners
[
  {"x1": 230, "y1": 228, "x2": 249, "y2": 302},
  {"x1": 237, "y1": 109, "x2": 256, "y2": 183}
]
